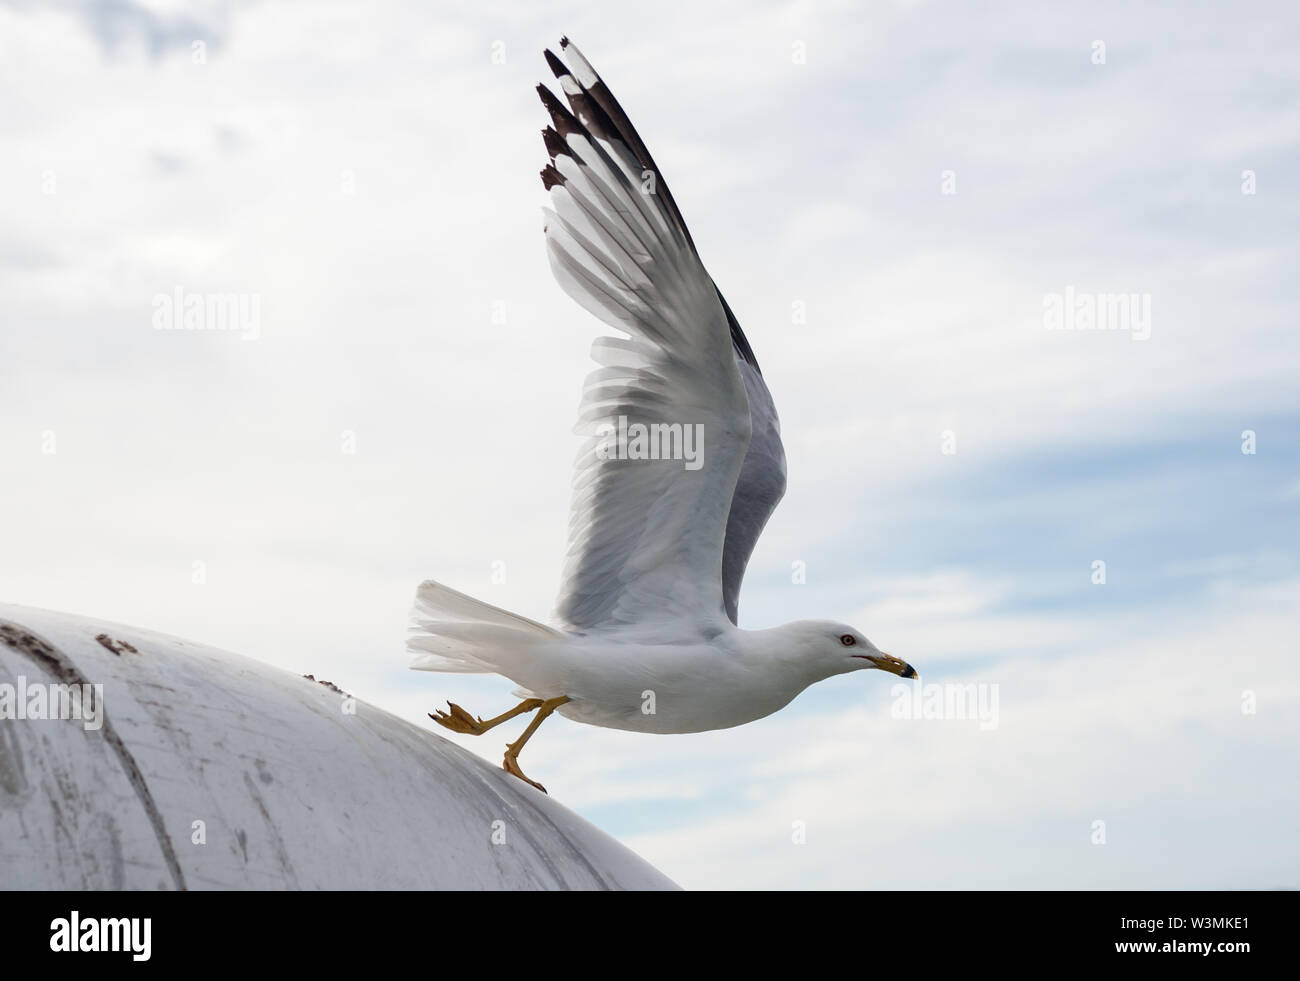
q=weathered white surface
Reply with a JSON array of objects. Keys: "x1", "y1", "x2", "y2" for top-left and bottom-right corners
[{"x1": 0, "y1": 604, "x2": 676, "y2": 890}]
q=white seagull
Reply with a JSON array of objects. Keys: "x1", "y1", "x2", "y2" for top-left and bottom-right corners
[{"x1": 410, "y1": 38, "x2": 916, "y2": 792}]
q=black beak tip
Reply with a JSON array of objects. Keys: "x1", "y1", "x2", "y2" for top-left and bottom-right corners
[{"x1": 900, "y1": 664, "x2": 917, "y2": 680}]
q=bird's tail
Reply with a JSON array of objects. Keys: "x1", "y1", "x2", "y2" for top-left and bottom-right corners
[{"x1": 407, "y1": 580, "x2": 562, "y2": 674}]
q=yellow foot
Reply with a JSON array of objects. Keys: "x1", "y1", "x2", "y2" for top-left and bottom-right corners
[
  {"x1": 429, "y1": 697, "x2": 545, "y2": 736},
  {"x1": 502, "y1": 752, "x2": 547, "y2": 794},
  {"x1": 429, "y1": 701, "x2": 488, "y2": 734}
]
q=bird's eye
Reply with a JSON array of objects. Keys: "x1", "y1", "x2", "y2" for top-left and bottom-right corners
[{"x1": 840, "y1": 634, "x2": 856, "y2": 647}]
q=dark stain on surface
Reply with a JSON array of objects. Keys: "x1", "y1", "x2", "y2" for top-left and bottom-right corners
[
  {"x1": 302, "y1": 674, "x2": 345, "y2": 694},
  {"x1": 0, "y1": 623, "x2": 56, "y2": 661},
  {"x1": 0, "y1": 721, "x2": 27, "y2": 800},
  {"x1": 95, "y1": 634, "x2": 139, "y2": 656},
  {"x1": 506, "y1": 785, "x2": 614, "y2": 889},
  {"x1": 0, "y1": 619, "x2": 188, "y2": 890},
  {"x1": 242, "y1": 771, "x2": 299, "y2": 887},
  {"x1": 84, "y1": 812, "x2": 126, "y2": 890}
]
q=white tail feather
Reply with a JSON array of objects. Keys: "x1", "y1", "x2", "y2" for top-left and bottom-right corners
[{"x1": 407, "y1": 580, "x2": 561, "y2": 674}]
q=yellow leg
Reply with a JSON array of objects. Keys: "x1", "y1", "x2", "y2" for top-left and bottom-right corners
[
  {"x1": 502, "y1": 696, "x2": 570, "y2": 794},
  {"x1": 429, "y1": 697, "x2": 543, "y2": 735}
]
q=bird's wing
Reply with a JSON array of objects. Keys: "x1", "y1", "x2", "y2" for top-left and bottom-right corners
[
  {"x1": 721, "y1": 352, "x2": 787, "y2": 624},
  {"x1": 538, "y1": 39, "x2": 783, "y2": 633}
]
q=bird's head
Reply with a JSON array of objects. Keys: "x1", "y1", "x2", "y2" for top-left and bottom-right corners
[{"x1": 784, "y1": 620, "x2": 918, "y2": 681}]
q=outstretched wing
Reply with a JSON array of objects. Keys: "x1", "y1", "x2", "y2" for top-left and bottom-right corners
[{"x1": 539, "y1": 39, "x2": 785, "y2": 633}]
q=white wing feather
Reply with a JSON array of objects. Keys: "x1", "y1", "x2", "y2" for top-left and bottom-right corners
[{"x1": 537, "y1": 66, "x2": 751, "y2": 636}]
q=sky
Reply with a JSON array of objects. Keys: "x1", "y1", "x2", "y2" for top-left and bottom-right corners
[{"x1": 1, "y1": 0, "x2": 1297, "y2": 889}]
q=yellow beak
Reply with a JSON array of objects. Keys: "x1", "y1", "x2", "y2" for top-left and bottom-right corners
[{"x1": 864, "y1": 652, "x2": 918, "y2": 679}]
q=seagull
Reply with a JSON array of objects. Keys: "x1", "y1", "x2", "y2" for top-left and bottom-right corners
[{"x1": 410, "y1": 38, "x2": 917, "y2": 793}]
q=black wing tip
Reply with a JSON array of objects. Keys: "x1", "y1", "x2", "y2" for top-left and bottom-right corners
[
  {"x1": 560, "y1": 35, "x2": 571, "y2": 49},
  {"x1": 541, "y1": 126, "x2": 568, "y2": 160},
  {"x1": 536, "y1": 82, "x2": 583, "y2": 137},
  {"x1": 543, "y1": 48, "x2": 568, "y2": 79},
  {"x1": 534, "y1": 82, "x2": 564, "y2": 114},
  {"x1": 540, "y1": 163, "x2": 565, "y2": 190}
]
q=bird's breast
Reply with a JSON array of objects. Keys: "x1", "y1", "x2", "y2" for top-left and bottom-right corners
[{"x1": 552, "y1": 640, "x2": 805, "y2": 734}]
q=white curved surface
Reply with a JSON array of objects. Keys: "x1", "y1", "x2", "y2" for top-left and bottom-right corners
[{"x1": 0, "y1": 604, "x2": 676, "y2": 890}]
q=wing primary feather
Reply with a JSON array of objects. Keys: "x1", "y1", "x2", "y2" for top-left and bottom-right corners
[
  {"x1": 540, "y1": 163, "x2": 565, "y2": 190},
  {"x1": 540, "y1": 41, "x2": 762, "y2": 375}
]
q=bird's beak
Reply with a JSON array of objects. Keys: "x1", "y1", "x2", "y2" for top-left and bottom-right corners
[{"x1": 864, "y1": 652, "x2": 918, "y2": 679}]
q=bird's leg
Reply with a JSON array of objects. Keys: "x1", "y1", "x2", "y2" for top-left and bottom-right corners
[
  {"x1": 430, "y1": 697, "x2": 543, "y2": 736},
  {"x1": 502, "y1": 695, "x2": 570, "y2": 794}
]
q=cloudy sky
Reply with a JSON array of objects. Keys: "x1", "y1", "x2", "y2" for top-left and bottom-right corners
[{"x1": 2, "y1": 0, "x2": 1297, "y2": 889}]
